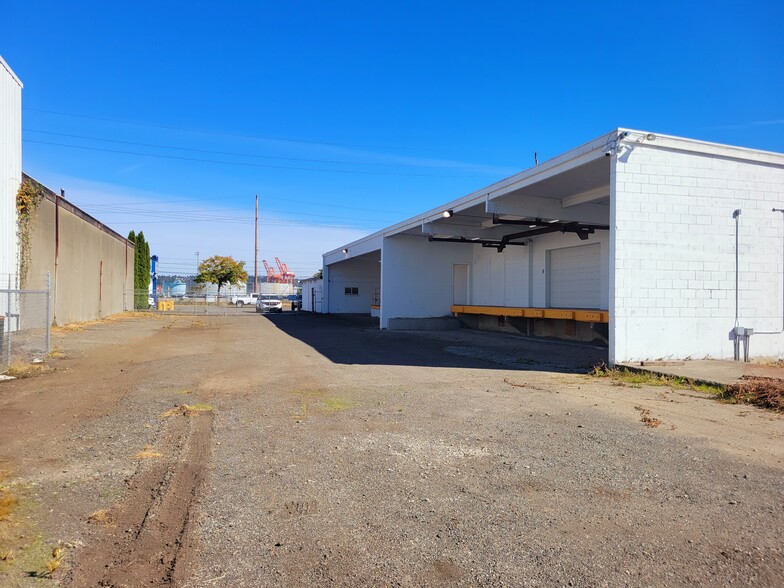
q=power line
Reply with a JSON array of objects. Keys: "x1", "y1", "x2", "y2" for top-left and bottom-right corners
[
  {"x1": 81, "y1": 203, "x2": 396, "y2": 224},
  {"x1": 23, "y1": 106, "x2": 440, "y2": 152},
  {"x1": 74, "y1": 194, "x2": 409, "y2": 216},
  {"x1": 24, "y1": 128, "x2": 480, "y2": 171},
  {"x1": 24, "y1": 139, "x2": 481, "y2": 178}
]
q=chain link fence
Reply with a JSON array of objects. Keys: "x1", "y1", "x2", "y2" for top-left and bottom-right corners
[
  {"x1": 123, "y1": 290, "x2": 276, "y2": 315},
  {"x1": 0, "y1": 273, "x2": 51, "y2": 369}
]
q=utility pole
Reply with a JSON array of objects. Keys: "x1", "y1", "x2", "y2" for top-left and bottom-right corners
[
  {"x1": 195, "y1": 251, "x2": 199, "y2": 274},
  {"x1": 254, "y1": 194, "x2": 259, "y2": 294}
]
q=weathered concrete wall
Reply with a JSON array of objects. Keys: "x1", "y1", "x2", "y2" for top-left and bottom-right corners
[{"x1": 26, "y1": 178, "x2": 134, "y2": 325}]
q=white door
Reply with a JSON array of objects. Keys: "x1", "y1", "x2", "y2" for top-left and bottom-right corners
[
  {"x1": 453, "y1": 264, "x2": 469, "y2": 305},
  {"x1": 548, "y1": 244, "x2": 601, "y2": 309}
]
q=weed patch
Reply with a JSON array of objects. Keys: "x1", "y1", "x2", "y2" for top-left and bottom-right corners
[
  {"x1": 0, "y1": 479, "x2": 62, "y2": 582},
  {"x1": 320, "y1": 397, "x2": 352, "y2": 413},
  {"x1": 591, "y1": 364, "x2": 724, "y2": 395}
]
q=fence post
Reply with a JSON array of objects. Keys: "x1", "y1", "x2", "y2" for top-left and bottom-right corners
[
  {"x1": 46, "y1": 272, "x2": 51, "y2": 354},
  {"x1": 6, "y1": 274, "x2": 11, "y2": 366}
]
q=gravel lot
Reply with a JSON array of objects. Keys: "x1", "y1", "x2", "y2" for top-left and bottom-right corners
[{"x1": 0, "y1": 312, "x2": 781, "y2": 587}]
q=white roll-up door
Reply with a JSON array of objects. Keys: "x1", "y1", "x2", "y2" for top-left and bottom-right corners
[{"x1": 548, "y1": 243, "x2": 601, "y2": 309}]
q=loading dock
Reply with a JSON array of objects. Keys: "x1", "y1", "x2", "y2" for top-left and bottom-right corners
[{"x1": 323, "y1": 129, "x2": 784, "y2": 364}]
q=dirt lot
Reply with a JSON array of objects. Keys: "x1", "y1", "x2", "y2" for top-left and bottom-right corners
[{"x1": 0, "y1": 312, "x2": 782, "y2": 587}]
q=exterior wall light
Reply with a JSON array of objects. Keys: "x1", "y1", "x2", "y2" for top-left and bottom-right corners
[
  {"x1": 342, "y1": 248, "x2": 348, "y2": 254},
  {"x1": 442, "y1": 210, "x2": 454, "y2": 218}
]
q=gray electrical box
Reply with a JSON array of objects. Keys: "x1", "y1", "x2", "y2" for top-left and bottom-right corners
[{"x1": 733, "y1": 326, "x2": 753, "y2": 337}]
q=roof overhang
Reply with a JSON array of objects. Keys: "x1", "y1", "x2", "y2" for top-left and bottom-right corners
[{"x1": 324, "y1": 128, "x2": 784, "y2": 265}]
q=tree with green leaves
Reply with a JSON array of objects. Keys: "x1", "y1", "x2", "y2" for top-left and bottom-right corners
[
  {"x1": 196, "y1": 255, "x2": 248, "y2": 294},
  {"x1": 128, "y1": 230, "x2": 151, "y2": 309}
]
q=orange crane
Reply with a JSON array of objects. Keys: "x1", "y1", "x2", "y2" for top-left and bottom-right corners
[
  {"x1": 262, "y1": 260, "x2": 281, "y2": 282},
  {"x1": 274, "y1": 257, "x2": 296, "y2": 285}
]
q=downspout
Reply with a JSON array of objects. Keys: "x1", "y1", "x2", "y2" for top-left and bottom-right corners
[
  {"x1": 733, "y1": 209, "x2": 740, "y2": 330},
  {"x1": 53, "y1": 188, "x2": 62, "y2": 325}
]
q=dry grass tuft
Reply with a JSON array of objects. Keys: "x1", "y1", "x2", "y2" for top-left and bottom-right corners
[
  {"x1": 183, "y1": 403, "x2": 213, "y2": 414},
  {"x1": 0, "y1": 473, "x2": 17, "y2": 521},
  {"x1": 160, "y1": 404, "x2": 213, "y2": 419},
  {"x1": 3, "y1": 362, "x2": 52, "y2": 379},
  {"x1": 44, "y1": 547, "x2": 63, "y2": 577},
  {"x1": 51, "y1": 311, "x2": 159, "y2": 334},
  {"x1": 47, "y1": 347, "x2": 67, "y2": 359},
  {"x1": 86, "y1": 509, "x2": 114, "y2": 526},
  {"x1": 134, "y1": 445, "x2": 162, "y2": 459}
]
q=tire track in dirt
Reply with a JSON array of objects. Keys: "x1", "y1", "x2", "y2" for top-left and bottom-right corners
[{"x1": 65, "y1": 409, "x2": 212, "y2": 587}]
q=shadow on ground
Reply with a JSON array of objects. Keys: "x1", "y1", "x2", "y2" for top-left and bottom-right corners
[{"x1": 263, "y1": 312, "x2": 607, "y2": 373}]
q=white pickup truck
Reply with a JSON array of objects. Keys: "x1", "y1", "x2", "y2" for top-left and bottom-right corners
[{"x1": 230, "y1": 293, "x2": 260, "y2": 307}]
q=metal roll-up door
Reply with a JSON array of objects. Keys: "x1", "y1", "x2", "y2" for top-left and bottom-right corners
[{"x1": 548, "y1": 243, "x2": 601, "y2": 309}]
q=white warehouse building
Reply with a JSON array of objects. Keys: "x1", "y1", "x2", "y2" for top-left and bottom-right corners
[
  {"x1": 0, "y1": 56, "x2": 23, "y2": 283},
  {"x1": 322, "y1": 129, "x2": 784, "y2": 365}
]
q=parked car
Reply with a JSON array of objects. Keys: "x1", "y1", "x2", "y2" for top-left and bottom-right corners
[
  {"x1": 231, "y1": 293, "x2": 260, "y2": 307},
  {"x1": 256, "y1": 295, "x2": 283, "y2": 313},
  {"x1": 286, "y1": 293, "x2": 302, "y2": 311}
]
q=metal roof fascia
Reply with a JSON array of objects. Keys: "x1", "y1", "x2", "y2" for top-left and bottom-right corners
[
  {"x1": 618, "y1": 128, "x2": 784, "y2": 166},
  {"x1": 0, "y1": 55, "x2": 23, "y2": 87},
  {"x1": 322, "y1": 129, "x2": 617, "y2": 259}
]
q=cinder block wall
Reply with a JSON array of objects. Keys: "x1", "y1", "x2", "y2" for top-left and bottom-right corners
[{"x1": 611, "y1": 142, "x2": 784, "y2": 361}]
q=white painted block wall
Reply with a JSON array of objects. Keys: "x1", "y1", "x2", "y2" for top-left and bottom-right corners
[
  {"x1": 612, "y1": 145, "x2": 784, "y2": 361},
  {"x1": 300, "y1": 278, "x2": 323, "y2": 312},
  {"x1": 325, "y1": 254, "x2": 380, "y2": 313},
  {"x1": 380, "y1": 234, "x2": 472, "y2": 328},
  {"x1": 0, "y1": 57, "x2": 22, "y2": 284}
]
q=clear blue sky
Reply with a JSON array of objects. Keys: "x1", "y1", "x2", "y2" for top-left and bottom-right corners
[{"x1": 2, "y1": 1, "x2": 782, "y2": 278}]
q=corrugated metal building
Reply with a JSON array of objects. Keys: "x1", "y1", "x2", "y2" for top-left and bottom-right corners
[{"x1": 0, "y1": 56, "x2": 22, "y2": 284}]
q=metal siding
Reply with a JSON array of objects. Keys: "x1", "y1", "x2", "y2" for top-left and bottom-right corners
[
  {"x1": 548, "y1": 243, "x2": 601, "y2": 309},
  {"x1": 0, "y1": 57, "x2": 22, "y2": 284}
]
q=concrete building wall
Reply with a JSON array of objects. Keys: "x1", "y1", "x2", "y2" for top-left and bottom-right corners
[
  {"x1": 0, "y1": 56, "x2": 22, "y2": 284},
  {"x1": 380, "y1": 234, "x2": 472, "y2": 328},
  {"x1": 326, "y1": 252, "x2": 379, "y2": 314},
  {"x1": 612, "y1": 145, "x2": 784, "y2": 361},
  {"x1": 27, "y1": 185, "x2": 134, "y2": 325}
]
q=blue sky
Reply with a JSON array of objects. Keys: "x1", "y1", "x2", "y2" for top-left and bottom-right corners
[{"x1": 2, "y1": 1, "x2": 782, "y2": 278}]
